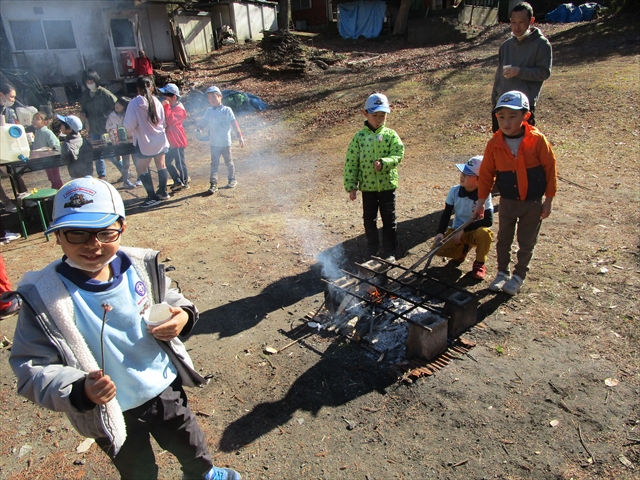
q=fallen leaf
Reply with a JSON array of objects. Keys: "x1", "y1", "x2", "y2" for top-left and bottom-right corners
[
  {"x1": 618, "y1": 455, "x2": 635, "y2": 469},
  {"x1": 263, "y1": 347, "x2": 278, "y2": 355},
  {"x1": 550, "y1": 419, "x2": 559, "y2": 427},
  {"x1": 604, "y1": 378, "x2": 619, "y2": 387},
  {"x1": 76, "y1": 438, "x2": 95, "y2": 454}
]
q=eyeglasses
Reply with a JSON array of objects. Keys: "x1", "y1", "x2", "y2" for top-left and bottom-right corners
[{"x1": 61, "y1": 229, "x2": 122, "y2": 244}]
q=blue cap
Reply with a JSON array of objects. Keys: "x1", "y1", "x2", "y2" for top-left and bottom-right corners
[
  {"x1": 45, "y1": 177, "x2": 125, "y2": 234},
  {"x1": 365, "y1": 93, "x2": 390, "y2": 114},
  {"x1": 455, "y1": 156, "x2": 483, "y2": 177},
  {"x1": 206, "y1": 86, "x2": 221, "y2": 95},
  {"x1": 158, "y1": 83, "x2": 180, "y2": 97},
  {"x1": 56, "y1": 114, "x2": 83, "y2": 133}
]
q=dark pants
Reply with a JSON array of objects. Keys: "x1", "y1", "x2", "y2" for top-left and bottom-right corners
[
  {"x1": 167, "y1": 147, "x2": 189, "y2": 185},
  {"x1": 492, "y1": 105, "x2": 536, "y2": 133},
  {"x1": 362, "y1": 190, "x2": 397, "y2": 256},
  {"x1": 96, "y1": 379, "x2": 212, "y2": 480},
  {"x1": 496, "y1": 198, "x2": 543, "y2": 279}
]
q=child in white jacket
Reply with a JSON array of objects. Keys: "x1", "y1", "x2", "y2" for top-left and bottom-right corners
[{"x1": 106, "y1": 96, "x2": 137, "y2": 189}]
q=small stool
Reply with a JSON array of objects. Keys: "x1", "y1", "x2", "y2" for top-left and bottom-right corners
[{"x1": 18, "y1": 188, "x2": 58, "y2": 241}]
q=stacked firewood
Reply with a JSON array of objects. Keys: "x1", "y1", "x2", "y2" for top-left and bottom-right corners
[{"x1": 254, "y1": 30, "x2": 307, "y2": 74}]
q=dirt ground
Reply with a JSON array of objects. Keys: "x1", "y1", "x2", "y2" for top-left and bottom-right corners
[{"x1": 0, "y1": 16, "x2": 639, "y2": 480}]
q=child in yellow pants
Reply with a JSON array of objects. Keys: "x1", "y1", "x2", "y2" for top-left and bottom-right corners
[{"x1": 433, "y1": 156, "x2": 494, "y2": 280}]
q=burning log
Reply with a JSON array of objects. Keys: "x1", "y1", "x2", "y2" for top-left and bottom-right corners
[{"x1": 322, "y1": 257, "x2": 479, "y2": 365}]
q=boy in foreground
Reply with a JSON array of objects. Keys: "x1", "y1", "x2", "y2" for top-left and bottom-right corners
[
  {"x1": 8, "y1": 177, "x2": 241, "y2": 480},
  {"x1": 344, "y1": 93, "x2": 405, "y2": 261},
  {"x1": 475, "y1": 91, "x2": 557, "y2": 295},
  {"x1": 433, "y1": 156, "x2": 494, "y2": 280}
]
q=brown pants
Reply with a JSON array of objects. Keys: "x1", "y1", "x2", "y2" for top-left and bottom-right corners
[
  {"x1": 496, "y1": 198, "x2": 543, "y2": 279},
  {"x1": 433, "y1": 227, "x2": 494, "y2": 263}
]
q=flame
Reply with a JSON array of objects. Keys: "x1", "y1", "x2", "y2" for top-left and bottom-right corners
[{"x1": 367, "y1": 286, "x2": 383, "y2": 303}]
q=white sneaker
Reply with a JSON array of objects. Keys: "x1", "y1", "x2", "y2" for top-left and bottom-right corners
[
  {"x1": 489, "y1": 271, "x2": 510, "y2": 292},
  {"x1": 2, "y1": 231, "x2": 21, "y2": 243},
  {"x1": 502, "y1": 274, "x2": 524, "y2": 296},
  {"x1": 3, "y1": 200, "x2": 16, "y2": 213}
]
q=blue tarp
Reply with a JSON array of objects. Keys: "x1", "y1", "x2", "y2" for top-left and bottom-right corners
[
  {"x1": 545, "y1": 3, "x2": 600, "y2": 23},
  {"x1": 338, "y1": 0, "x2": 387, "y2": 39}
]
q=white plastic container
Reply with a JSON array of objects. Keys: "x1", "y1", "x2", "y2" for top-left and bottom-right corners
[
  {"x1": 145, "y1": 303, "x2": 173, "y2": 327},
  {"x1": 0, "y1": 124, "x2": 30, "y2": 164},
  {"x1": 15, "y1": 106, "x2": 38, "y2": 126}
]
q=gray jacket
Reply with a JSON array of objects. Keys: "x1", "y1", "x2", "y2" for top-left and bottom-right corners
[
  {"x1": 491, "y1": 27, "x2": 553, "y2": 108},
  {"x1": 9, "y1": 247, "x2": 205, "y2": 455},
  {"x1": 60, "y1": 132, "x2": 94, "y2": 179}
]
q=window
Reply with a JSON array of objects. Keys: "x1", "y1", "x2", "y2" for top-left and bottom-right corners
[
  {"x1": 9, "y1": 19, "x2": 76, "y2": 51},
  {"x1": 291, "y1": 0, "x2": 312, "y2": 11},
  {"x1": 43, "y1": 21, "x2": 77, "y2": 50},
  {"x1": 110, "y1": 19, "x2": 136, "y2": 48}
]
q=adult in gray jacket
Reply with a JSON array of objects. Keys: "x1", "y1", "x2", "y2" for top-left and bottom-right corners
[
  {"x1": 8, "y1": 177, "x2": 241, "y2": 480},
  {"x1": 491, "y1": 2, "x2": 552, "y2": 132}
]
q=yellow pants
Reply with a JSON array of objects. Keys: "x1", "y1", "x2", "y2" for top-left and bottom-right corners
[{"x1": 432, "y1": 227, "x2": 494, "y2": 263}]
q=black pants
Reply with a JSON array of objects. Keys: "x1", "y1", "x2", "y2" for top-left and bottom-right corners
[
  {"x1": 96, "y1": 378, "x2": 212, "y2": 480},
  {"x1": 492, "y1": 105, "x2": 536, "y2": 133},
  {"x1": 362, "y1": 190, "x2": 397, "y2": 255}
]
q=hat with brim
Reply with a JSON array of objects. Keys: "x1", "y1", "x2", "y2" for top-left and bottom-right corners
[
  {"x1": 158, "y1": 83, "x2": 181, "y2": 97},
  {"x1": 493, "y1": 90, "x2": 530, "y2": 112},
  {"x1": 365, "y1": 93, "x2": 390, "y2": 114},
  {"x1": 45, "y1": 177, "x2": 125, "y2": 234},
  {"x1": 206, "y1": 86, "x2": 222, "y2": 95},
  {"x1": 56, "y1": 114, "x2": 83, "y2": 133},
  {"x1": 455, "y1": 155, "x2": 483, "y2": 177}
]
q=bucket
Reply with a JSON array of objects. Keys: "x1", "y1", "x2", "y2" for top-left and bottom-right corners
[{"x1": 0, "y1": 124, "x2": 30, "y2": 164}]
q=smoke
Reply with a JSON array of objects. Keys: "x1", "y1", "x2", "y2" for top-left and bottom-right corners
[{"x1": 316, "y1": 244, "x2": 347, "y2": 280}]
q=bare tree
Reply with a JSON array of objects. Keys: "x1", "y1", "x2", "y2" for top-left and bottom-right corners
[
  {"x1": 278, "y1": 0, "x2": 291, "y2": 31},
  {"x1": 393, "y1": 0, "x2": 412, "y2": 35}
]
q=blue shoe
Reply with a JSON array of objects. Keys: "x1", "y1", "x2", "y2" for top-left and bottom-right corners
[{"x1": 204, "y1": 466, "x2": 241, "y2": 480}]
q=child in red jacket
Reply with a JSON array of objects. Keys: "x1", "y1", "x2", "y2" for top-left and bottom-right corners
[{"x1": 159, "y1": 83, "x2": 189, "y2": 191}]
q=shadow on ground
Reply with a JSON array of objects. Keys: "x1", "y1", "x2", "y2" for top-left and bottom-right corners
[{"x1": 218, "y1": 338, "x2": 394, "y2": 452}]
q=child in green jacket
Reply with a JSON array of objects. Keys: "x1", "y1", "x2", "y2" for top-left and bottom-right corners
[{"x1": 344, "y1": 93, "x2": 404, "y2": 261}]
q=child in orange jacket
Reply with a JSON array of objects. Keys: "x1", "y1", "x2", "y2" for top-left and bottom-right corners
[{"x1": 474, "y1": 90, "x2": 557, "y2": 296}]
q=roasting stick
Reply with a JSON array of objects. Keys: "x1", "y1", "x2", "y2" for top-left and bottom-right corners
[
  {"x1": 277, "y1": 298, "x2": 326, "y2": 353},
  {"x1": 396, "y1": 216, "x2": 477, "y2": 283}
]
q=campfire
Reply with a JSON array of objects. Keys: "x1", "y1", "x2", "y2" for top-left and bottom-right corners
[{"x1": 318, "y1": 257, "x2": 478, "y2": 380}]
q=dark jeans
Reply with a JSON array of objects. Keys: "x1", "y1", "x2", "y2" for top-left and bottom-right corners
[
  {"x1": 166, "y1": 147, "x2": 189, "y2": 185},
  {"x1": 492, "y1": 105, "x2": 536, "y2": 133},
  {"x1": 362, "y1": 190, "x2": 397, "y2": 255},
  {"x1": 96, "y1": 378, "x2": 212, "y2": 480}
]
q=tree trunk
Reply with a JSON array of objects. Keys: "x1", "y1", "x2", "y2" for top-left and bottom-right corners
[
  {"x1": 278, "y1": 0, "x2": 291, "y2": 31},
  {"x1": 393, "y1": 0, "x2": 412, "y2": 35}
]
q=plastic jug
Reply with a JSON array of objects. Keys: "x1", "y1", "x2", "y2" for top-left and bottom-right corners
[
  {"x1": 0, "y1": 124, "x2": 30, "y2": 164},
  {"x1": 15, "y1": 106, "x2": 38, "y2": 126}
]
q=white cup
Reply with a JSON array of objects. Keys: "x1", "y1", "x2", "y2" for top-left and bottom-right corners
[
  {"x1": 26, "y1": 132, "x2": 35, "y2": 143},
  {"x1": 145, "y1": 303, "x2": 173, "y2": 326},
  {"x1": 503, "y1": 65, "x2": 512, "y2": 77}
]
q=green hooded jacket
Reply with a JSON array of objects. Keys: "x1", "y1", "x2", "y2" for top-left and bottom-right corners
[{"x1": 344, "y1": 122, "x2": 404, "y2": 192}]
